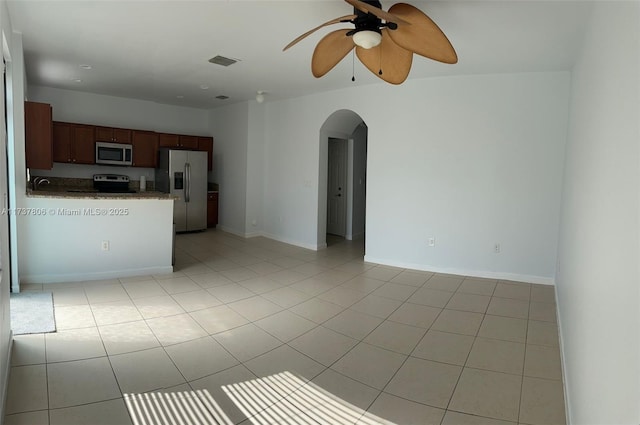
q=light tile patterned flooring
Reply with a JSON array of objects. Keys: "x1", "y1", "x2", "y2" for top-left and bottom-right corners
[{"x1": 4, "y1": 230, "x2": 566, "y2": 425}]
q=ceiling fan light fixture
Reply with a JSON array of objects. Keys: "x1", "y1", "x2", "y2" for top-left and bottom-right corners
[
  {"x1": 352, "y1": 30, "x2": 382, "y2": 49},
  {"x1": 256, "y1": 91, "x2": 265, "y2": 104}
]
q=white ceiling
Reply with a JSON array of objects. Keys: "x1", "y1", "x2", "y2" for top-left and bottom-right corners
[{"x1": 7, "y1": 1, "x2": 592, "y2": 109}]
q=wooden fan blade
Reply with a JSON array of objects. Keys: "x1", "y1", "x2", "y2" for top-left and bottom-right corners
[
  {"x1": 356, "y1": 30, "x2": 412, "y2": 84},
  {"x1": 343, "y1": 0, "x2": 410, "y2": 26},
  {"x1": 283, "y1": 14, "x2": 357, "y2": 51},
  {"x1": 312, "y1": 29, "x2": 355, "y2": 78},
  {"x1": 387, "y1": 3, "x2": 457, "y2": 64}
]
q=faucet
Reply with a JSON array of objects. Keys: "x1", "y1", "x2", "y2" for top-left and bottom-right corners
[{"x1": 32, "y1": 176, "x2": 50, "y2": 190}]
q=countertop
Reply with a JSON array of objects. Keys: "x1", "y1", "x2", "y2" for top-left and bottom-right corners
[{"x1": 26, "y1": 188, "x2": 178, "y2": 200}]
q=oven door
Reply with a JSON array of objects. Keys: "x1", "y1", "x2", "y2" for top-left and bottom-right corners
[{"x1": 96, "y1": 142, "x2": 132, "y2": 166}]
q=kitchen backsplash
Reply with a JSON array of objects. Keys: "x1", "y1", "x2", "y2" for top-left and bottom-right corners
[
  {"x1": 31, "y1": 163, "x2": 156, "y2": 182},
  {"x1": 30, "y1": 176, "x2": 155, "y2": 192}
]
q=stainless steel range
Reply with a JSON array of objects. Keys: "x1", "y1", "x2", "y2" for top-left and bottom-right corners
[{"x1": 93, "y1": 174, "x2": 136, "y2": 193}]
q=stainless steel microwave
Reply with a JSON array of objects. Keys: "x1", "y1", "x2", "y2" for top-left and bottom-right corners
[{"x1": 96, "y1": 142, "x2": 132, "y2": 166}]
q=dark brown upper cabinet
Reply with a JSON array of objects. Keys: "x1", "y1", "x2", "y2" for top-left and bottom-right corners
[
  {"x1": 131, "y1": 131, "x2": 159, "y2": 168},
  {"x1": 95, "y1": 126, "x2": 132, "y2": 144},
  {"x1": 25, "y1": 101, "x2": 53, "y2": 170},
  {"x1": 197, "y1": 137, "x2": 213, "y2": 171},
  {"x1": 53, "y1": 122, "x2": 96, "y2": 164}
]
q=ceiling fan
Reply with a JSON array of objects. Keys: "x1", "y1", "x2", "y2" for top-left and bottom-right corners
[{"x1": 283, "y1": 0, "x2": 457, "y2": 85}]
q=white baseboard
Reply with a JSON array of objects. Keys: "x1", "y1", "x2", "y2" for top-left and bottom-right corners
[
  {"x1": 554, "y1": 286, "x2": 572, "y2": 425},
  {"x1": 260, "y1": 232, "x2": 323, "y2": 251},
  {"x1": 21, "y1": 266, "x2": 174, "y2": 284},
  {"x1": 217, "y1": 226, "x2": 267, "y2": 241},
  {"x1": 218, "y1": 226, "x2": 323, "y2": 251},
  {"x1": 363, "y1": 256, "x2": 555, "y2": 285},
  {"x1": 350, "y1": 232, "x2": 365, "y2": 241},
  {"x1": 214, "y1": 230, "x2": 554, "y2": 285},
  {"x1": 217, "y1": 225, "x2": 247, "y2": 239}
]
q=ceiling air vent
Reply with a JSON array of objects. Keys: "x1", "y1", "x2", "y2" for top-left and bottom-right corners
[
  {"x1": 215, "y1": 95, "x2": 229, "y2": 100},
  {"x1": 208, "y1": 55, "x2": 238, "y2": 67}
]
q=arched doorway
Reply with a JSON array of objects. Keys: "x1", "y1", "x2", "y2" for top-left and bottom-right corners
[{"x1": 318, "y1": 110, "x2": 367, "y2": 250}]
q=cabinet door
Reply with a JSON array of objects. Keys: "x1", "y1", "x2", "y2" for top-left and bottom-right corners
[
  {"x1": 52, "y1": 121, "x2": 72, "y2": 163},
  {"x1": 197, "y1": 137, "x2": 213, "y2": 171},
  {"x1": 132, "y1": 131, "x2": 159, "y2": 168},
  {"x1": 113, "y1": 128, "x2": 132, "y2": 143},
  {"x1": 159, "y1": 133, "x2": 179, "y2": 148},
  {"x1": 95, "y1": 126, "x2": 132, "y2": 143},
  {"x1": 179, "y1": 135, "x2": 198, "y2": 149},
  {"x1": 72, "y1": 125, "x2": 95, "y2": 164},
  {"x1": 25, "y1": 101, "x2": 53, "y2": 170},
  {"x1": 94, "y1": 126, "x2": 113, "y2": 142}
]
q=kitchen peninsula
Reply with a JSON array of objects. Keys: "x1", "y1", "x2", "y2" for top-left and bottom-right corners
[
  {"x1": 21, "y1": 98, "x2": 215, "y2": 285},
  {"x1": 20, "y1": 184, "x2": 177, "y2": 284}
]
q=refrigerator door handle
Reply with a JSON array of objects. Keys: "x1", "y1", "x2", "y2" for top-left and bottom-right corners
[{"x1": 185, "y1": 163, "x2": 191, "y2": 203}]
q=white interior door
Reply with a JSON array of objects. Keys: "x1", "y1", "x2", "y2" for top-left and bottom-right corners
[{"x1": 327, "y1": 138, "x2": 347, "y2": 236}]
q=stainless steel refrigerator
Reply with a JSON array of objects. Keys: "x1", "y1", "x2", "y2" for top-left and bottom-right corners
[{"x1": 156, "y1": 148, "x2": 208, "y2": 232}]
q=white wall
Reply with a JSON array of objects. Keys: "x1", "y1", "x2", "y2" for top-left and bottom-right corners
[
  {"x1": 20, "y1": 198, "x2": 174, "y2": 283},
  {"x1": 245, "y1": 102, "x2": 265, "y2": 237},
  {"x1": 28, "y1": 85, "x2": 209, "y2": 135},
  {"x1": 208, "y1": 102, "x2": 249, "y2": 237},
  {"x1": 256, "y1": 72, "x2": 569, "y2": 283},
  {"x1": 556, "y1": 2, "x2": 640, "y2": 423}
]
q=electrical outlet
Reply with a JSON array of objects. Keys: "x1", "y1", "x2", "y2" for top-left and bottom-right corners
[
  {"x1": 102, "y1": 240, "x2": 110, "y2": 251},
  {"x1": 494, "y1": 243, "x2": 501, "y2": 253},
  {"x1": 428, "y1": 238, "x2": 436, "y2": 247}
]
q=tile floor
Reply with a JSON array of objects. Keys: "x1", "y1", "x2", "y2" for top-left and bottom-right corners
[{"x1": 4, "y1": 230, "x2": 566, "y2": 425}]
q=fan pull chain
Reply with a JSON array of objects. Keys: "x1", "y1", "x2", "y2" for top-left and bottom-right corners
[
  {"x1": 378, "y1": 42, "x2": 383, "y2": 76},
  {"x1": 351, "y1": 50, "x2": 356, "y2": 82}
]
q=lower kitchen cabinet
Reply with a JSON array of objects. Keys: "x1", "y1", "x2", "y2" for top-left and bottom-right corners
[{"x1": 207, "y1": 192, "x2": 218, "y2": 228}]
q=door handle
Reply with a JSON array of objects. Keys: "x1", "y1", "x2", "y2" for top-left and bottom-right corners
[{"x1": 185, "y1": 163, "x2": 191, "y2": 203}]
